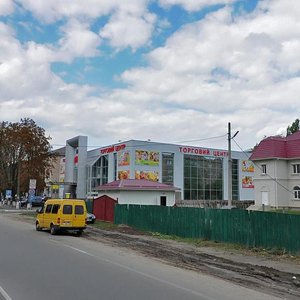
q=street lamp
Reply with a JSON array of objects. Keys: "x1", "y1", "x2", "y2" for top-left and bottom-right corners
[{"x1": 228, "y1": 122, "x2": 239, "y2": 208}]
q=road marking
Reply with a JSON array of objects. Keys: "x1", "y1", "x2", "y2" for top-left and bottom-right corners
[
  {"x1": 62, "y1": 244, "x2": 90, "y2": 255},
  {"x1": 61, "y1": 243, "x2": 215, "y2": 300},
  {"x1": 0, "y1": 285, "x2": 13, "y2": 300}
]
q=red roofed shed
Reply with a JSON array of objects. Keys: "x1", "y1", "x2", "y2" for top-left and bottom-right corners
[{"x1": 93, "y1": 195, "x2": 117, "y2": 222}]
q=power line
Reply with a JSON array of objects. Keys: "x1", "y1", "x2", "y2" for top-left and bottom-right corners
[
  {"x1": 171, "y1": 134, "x2": 228, "y2": 144},
  {"x1": 50, "y1": 134, "x2": 228, "y2": 149}
]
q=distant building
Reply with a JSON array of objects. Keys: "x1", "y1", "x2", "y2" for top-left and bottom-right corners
[
  {"x1": 63, "y1": 136, "x2": 254, "y2": 203},
  {"x1": 250, "y1": 131, "x2": 300, "y2": 209},
  {"x1": 44, "y1": 147, "x2": 66, "y2": 198}
]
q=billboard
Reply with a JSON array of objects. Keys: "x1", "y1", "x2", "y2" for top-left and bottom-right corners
[
  {"x1": 242, "y1": 160, "x2": 254, "y2": 172},
  {"x1": 118, "y1": 170, "x2": 130, "y2": 180},
  {"x1": 118, "y1": 151, "x2": 130, "y2": 166},
  {"x1": 135, "y1": 170, "x2": 159, "y2": 182},
  {"x1": 135, "y1": 150, "x2": 159, "y2": 166},
  {"x1": 242, "y1": 176, "x2": 254, "y2": 188}
]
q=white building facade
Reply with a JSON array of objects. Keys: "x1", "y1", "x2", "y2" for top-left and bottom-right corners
[
  {"x1": 250, "y1": 133, "x2": 300, "y2": 209},
  {"x1": 63, "y1": 137, "x2": 254, "y2": 202}
]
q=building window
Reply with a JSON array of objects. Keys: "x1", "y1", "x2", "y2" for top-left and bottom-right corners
[
  {"x1": 261, "y1": 164, "x2": 267, "y2": 174},
  {"x1": 292, "y1": 164, "x2": 300, "y2": 174},
  {"x1": 162, "y1": 153, "x2": 174, "y2": 185},
  {"x1": 293, "y1": 186, "x2": 300, "y2": 199},
  {"x1": 184, "y1": 155, "x2": 223, "y2": 201},
  {"x1": 232, "y1": 159, "x2": 239, "y2": 200},
  {"x1": 91, "y1": 155, "x2": 108, "y2": 189}
]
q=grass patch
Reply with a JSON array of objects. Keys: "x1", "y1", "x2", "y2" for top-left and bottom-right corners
[
  {"x1": 151, "y1": 232, "x2": 237, "y2": 248},
  {"x1": 150, "y1": 231, "x2": 300, "y2": 261},
  {"x1": 91, "y1": 220, "x2": 119, "y2": 230}
]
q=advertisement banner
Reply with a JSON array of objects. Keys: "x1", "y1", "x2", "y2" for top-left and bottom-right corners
[
  {"x1": 118, "y1": 170, "x2": 130, "y2": 180},
  {"x1": 242, "y1": 176, "x2": 254, "y2": 188},
  {"x1": 135, "y1": 170, "x2": 159, "y2": 182},
  {"x1": 242, "y1": 160, "x2": 254, "y2": 172},
  {"x1": 135, "y1": 150, "x2": 159, "y2": 166},
  {"x1": 59, "y1": 157, "x2": 65, "y2": 182},
  {"x1": 118, "y1": 151, "x2": 130, "y2": 166}
]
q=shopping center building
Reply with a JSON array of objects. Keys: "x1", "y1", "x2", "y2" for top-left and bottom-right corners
[{"x1": 61, "y1": 136, "x2": 254, "y2": 202}]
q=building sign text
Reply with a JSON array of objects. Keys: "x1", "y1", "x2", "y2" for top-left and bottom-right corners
[
  {"x1": 179, "y1": 147, "x2": 228, "y2": 157},
  {"x1": 101, "y1": 144, "x2": 126, "y2": 154}
]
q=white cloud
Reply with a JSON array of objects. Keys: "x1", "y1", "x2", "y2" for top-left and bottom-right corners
[
  {"x1": 159, "y1": 0, "x2": 236, "y2": 12},
  {"x1": 114, "y1": 1, "x2": 300, "y2": 148},
  {"x1": 0, "y1": 0, "x2": 14, "y2": 16},
  {"x1": 57, "y1": 20, "x2": 101, "y2": 62},
  {"x1": 2, "y1": 0, "x2": 300, "y2": 151},
  {"x1": 15, "y1": 0, "x2": 115, "y2": 23},
  {"x1": 16, "y1": 0, "x2": 154, "y2": 50},
  {"x1": 15, "y1": 0, "x2": 150, "y2": 23},
  {"x1": 100, "y1": 11, "x2": 156, "y2": 50}
]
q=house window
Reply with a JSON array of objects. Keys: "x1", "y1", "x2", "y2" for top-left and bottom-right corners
[
  {"x1": 293, "y1": 186, "x2": 300, "y2": 199},
  {"x1": 261, "y1": 164, "x2": 267, "y2": 174},
  {"x1": 292, "y1": 164, "x2": 300, "y2": 174}
]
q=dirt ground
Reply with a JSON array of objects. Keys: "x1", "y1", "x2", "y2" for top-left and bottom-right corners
[
  {"x1": 4, "y1": 211, "x2": 300, "y2": 299},
  {"x1": 84, "y1": 225, "x2": 300, "y2": 300}
]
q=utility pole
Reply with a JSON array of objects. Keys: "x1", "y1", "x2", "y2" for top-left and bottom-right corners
[
  {"x1": 228, "y1": 122, "x2": 232, "y2": 208},
  {"x1": 227, "y1": 122, "x2": 239, "y2": 208}
]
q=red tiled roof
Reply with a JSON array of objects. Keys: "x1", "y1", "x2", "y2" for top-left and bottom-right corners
[
  {"x1": 250, "y1": 131, "x2": 300, "y2": 160},
  {"x1": 96, "y1": 179, "x2": 180, "y2": 191}
]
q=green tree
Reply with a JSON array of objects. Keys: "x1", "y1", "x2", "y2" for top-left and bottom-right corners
[
  {"x1": 287, "y1": 118, "x2": 299, "y2": 136},
  {"x1": 0, "y1": 118, "x2": 54, "y2": 198}
]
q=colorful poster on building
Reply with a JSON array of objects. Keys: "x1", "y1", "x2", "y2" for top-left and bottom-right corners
[
  {"x1": 59, "y1": 157, "x2": 65, "y2": 183},
  {"x1": 118, "y1": 151, "x2": 130, "y2": 166},
  {"x1": 135, "y1": 170, "x2": 159, "y2": 181},
  {"x1": 135, "y1": 150, "x2": 159, "y2": 166},
  {"x1": 242, "y1": 176, "x2": 254, "y2": 188},
  {"x1": 242, "y1": 160, "x2": 254, "y2": 172},
  {"x1": 118, "y1": 170, "x2": 130, "y2": 180}
]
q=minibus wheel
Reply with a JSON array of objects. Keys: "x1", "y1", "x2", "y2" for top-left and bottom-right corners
[
  {"x1": 50, "y1": 224, "x2": 56, "y2": 235},
  {"x1": 36, "y1": 222, "x2": 41, "y2": 231}
]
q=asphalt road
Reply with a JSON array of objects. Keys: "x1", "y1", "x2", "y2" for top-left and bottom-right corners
[{"x1": 0, "y1": 214, "x2": 280, "y2": 300}]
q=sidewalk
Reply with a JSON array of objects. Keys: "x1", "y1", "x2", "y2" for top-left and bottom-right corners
[{"x1": 0, "y1": 203, "x2": 36, "y2": 213}]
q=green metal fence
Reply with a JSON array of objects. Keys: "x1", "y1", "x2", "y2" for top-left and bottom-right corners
[{"x1": 114, "y1": 204, "x2": 300, "y2": 254}]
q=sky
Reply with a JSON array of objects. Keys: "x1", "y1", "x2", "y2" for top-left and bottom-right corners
[{"x1": 1, "y1": 0, "x2": 300, "y2": 151}]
